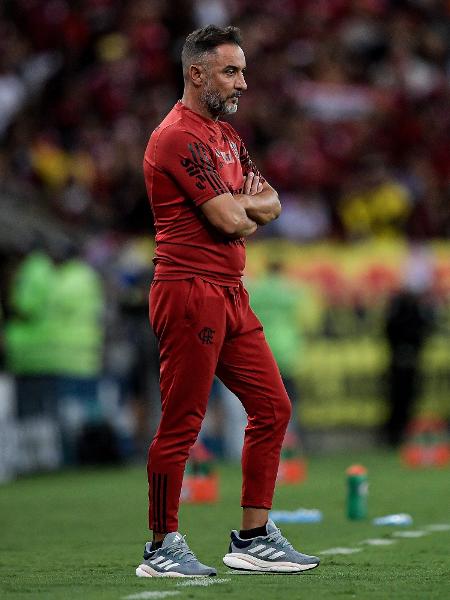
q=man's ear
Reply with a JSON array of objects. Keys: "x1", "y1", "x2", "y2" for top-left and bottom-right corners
[{"x1": 189, "y1": 64, "x2": 205, "y2": 87}]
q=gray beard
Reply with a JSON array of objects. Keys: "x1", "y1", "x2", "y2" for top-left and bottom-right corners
[{"x1": 200, "y1": 87, "x2": 238, "y2": 118}]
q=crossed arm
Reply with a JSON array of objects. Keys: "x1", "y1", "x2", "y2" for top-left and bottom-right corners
[{"x1": 200, "y1": 173, "x2": 281, "y2": 238}]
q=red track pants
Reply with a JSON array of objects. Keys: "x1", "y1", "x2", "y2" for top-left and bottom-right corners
[{"x1": 147, "y1": 277, "x2": 291, "y2": 532}]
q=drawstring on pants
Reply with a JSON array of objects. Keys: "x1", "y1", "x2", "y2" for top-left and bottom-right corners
[{"x1": 227, "y1": 285, "x2": 241, "y2": 310}]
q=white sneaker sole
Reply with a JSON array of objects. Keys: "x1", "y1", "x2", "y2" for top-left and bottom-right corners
[
  {"x1": 222, "y1": 553, "x2": 319, "y2": 573},
  {"x1": 136, "y1": 564, "x2": 214, "y2": 578}
]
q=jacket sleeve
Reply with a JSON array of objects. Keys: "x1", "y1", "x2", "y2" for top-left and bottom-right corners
[{"x1": 152, "y1": 128, "x2": 231, "y2": 206}]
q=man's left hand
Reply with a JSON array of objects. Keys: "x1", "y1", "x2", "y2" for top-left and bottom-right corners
[{"x1": 243, "y1": 172, "x2": 264, "y2": 196}]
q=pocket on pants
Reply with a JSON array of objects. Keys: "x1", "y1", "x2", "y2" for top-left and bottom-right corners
[
  {"x1": 184, "y1": 277, "x2": 198, "y2": 322},
  {"x1": 184, "y1": 277, "x2": 209, "y2": 324}
]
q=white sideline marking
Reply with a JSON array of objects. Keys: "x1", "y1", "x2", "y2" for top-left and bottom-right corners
[
  {"x1": 392, "y1": 530, "x2": 429, "y2": 538},
  {"x1": 312, "y1": 521, "x2": 445, "y2": 562},
  {"x1": 228, "y1": 570, "x2": 298, "y2": 576},
  {"x1": 320, "y1": 547, "x2": 362, "y2": 555},
  {"x1": 177, "y1": 578, "x2": 231, "y2": 587},
  {"x1": 423, "y1": 523, "x2": 450, "y2": 532},
  {"x1": 123, "y1": 592, "x2": 180, "y2": 600},
  {"x1": 360, "y1": 539, "x2": 397, "y2": 546}
]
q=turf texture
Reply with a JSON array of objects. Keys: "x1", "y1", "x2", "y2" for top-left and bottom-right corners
[{"x1": 0, "y1": 451, "x2": 449, "y2": 599}]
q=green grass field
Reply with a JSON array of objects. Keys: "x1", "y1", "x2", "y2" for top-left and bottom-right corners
[{"x1": 1, "y1": 451, "x2": 449, "y2": 599}]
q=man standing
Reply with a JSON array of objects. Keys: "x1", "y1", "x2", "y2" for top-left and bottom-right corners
[{"x1": 137, "y1": 25, "x2": 319, "y2": 577}]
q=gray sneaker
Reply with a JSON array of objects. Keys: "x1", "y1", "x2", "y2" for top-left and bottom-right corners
[
  {"x1": 136, "y1": 532, "x2": 217, "y2": 578},
  {"x1": 223, "y1": 519, "x2": 320, "y2": 573}
]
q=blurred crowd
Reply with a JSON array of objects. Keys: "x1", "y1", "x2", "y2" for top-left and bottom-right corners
[
  {"x1": 0, "y1": 0, "x2": 450, "y2": 245},
  {"x1": 1, "y1": 1, "x2": 450, "y2": 475}
]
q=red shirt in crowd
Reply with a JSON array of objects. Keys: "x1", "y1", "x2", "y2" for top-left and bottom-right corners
[{"x1": 143, "y1": 101, "x2": 263, "y2": 285}]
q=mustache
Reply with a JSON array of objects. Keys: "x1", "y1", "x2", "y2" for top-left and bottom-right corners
[{"x1": 229, "y1": 92, "x2": 242, "y2": 99}]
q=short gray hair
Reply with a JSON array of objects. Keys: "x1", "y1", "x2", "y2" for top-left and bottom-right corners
[{"x1": 181, "y1": 25, "x2": 242, "y2": 80}]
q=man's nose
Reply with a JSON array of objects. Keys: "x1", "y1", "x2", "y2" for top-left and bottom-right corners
[{"x1": 235, "y1": 73, "x2": 247, "y2": 91}]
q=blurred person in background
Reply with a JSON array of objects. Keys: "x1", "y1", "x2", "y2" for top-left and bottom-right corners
[
  {"x1": 247, "y1": 259, "x2": 305, "y2": 437},
  {"x1": 384, "y1": 244, "x2": 435, "y2": 447},
  {"x1": 110, "y1": 240, "x2": 160, "y2": 458},
  {"x1": 5, "y1": 239, "x2": 108, "y2": 468},
  {"x1": 4, "y1": 241, "x2": 61, "y2": 472},
  {"x1": 0, "y1": 0, "x2": 448, "y2": 479},
  {"x1": 5, "y1": 243, "x2": 56, "y2": 413},
  {"x1": 1, "y1": 0, "x2": 450, "y2": 242},
  {"x1": 47, "y1": 242, "x2": 107, "y2": 464},
  {"x1": 136, "y1": 24, "x2": 319, "y2": 578},
  {"x1": 339, "y1": 154, "x2": 412, "y2": 240}
]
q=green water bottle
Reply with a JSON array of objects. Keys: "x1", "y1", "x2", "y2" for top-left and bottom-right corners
[{"x1": 346, "y1": 464, "x2": 368, "y2": 520}]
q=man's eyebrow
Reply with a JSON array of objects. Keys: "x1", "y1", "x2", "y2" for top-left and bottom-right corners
[{"x1": 223, "y1": 64, "x2": 246, "y2": 70}]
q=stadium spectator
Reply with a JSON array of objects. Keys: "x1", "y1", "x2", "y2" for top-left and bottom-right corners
[
  {"x1": 0, "y1": 0, "x2": 449, "y2": 478},
  {"x1": 0, "y1": 0, "x2": 449, "y2": 243}
]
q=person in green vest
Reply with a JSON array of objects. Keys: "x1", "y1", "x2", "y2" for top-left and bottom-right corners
[
  {"x1": 5, "y1": 248, "x2": 58, "y2": 418},
  {"x1": 247, "y1": 259, "x2": 306, "y2": 435},
  {"x1": 46, "y1": 243, "x2": 106, "y2": 464},
  {"x1": 4, "y1": 246, "x2": 63, "y2": 473},
  {"x1": 6, "y1": 243, "x2": 104, "y2": 381},
  {"x1": 46, "y1": 244, "x2": 104, "y2": 379}
]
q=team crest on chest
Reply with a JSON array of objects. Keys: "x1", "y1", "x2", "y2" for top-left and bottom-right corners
[
  {"x1": 215, "y1": 148, "x2": 233, "y2": 164},
  {"x1": 229, "y1": 141, "x2": 240, "y2": 160}
]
